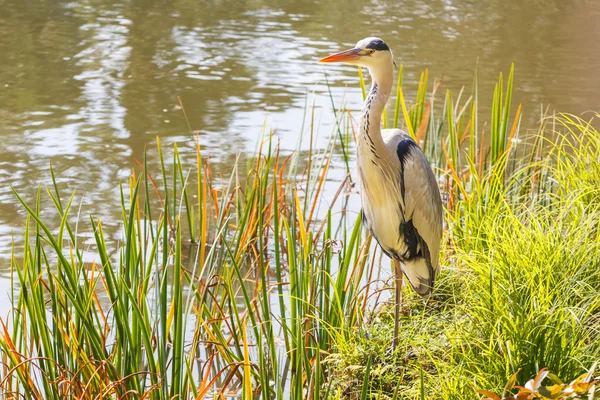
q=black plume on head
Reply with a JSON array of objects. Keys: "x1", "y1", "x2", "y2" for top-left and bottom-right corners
[{"x1": 366, "y1": 39, "x2": 389, "y2": 51}]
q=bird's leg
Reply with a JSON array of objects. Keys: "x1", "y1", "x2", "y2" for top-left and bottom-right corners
[{"x1": 392, "y1": 259, "x2": 403, "y2": 350}]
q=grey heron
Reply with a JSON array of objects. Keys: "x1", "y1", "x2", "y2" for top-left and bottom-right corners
[{"x1": 320, "y1": 37, "x2": 443, "y2": 349}]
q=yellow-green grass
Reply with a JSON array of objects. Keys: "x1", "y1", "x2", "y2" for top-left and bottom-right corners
[{"x1": 328, "y1": 115, "x2": 600, "y2": 398}]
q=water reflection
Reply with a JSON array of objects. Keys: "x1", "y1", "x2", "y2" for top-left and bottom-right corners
[{"x1": 1, "y1": 0, "x2": 600, "y2": 277}]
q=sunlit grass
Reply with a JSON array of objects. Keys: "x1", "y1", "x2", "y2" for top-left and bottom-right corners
[
  {"x1": 1, "y1": 66, "x2": 599, "y2": 399},
  {"x1": 327, "y1": 107, "x2": 600, "y2": 398}
]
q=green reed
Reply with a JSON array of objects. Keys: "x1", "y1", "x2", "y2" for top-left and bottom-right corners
[{"x1": 1, "y1": 99, "x2": 373, "y2": 398}]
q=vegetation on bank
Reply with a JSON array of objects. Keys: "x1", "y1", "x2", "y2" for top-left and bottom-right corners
[{"x1": 1, "y1": 66, "x2": 599, "y2": 399}]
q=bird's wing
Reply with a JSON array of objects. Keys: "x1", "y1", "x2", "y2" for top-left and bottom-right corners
[
  {"x1": 395, "y1": 133, "x2": 443, "y2": 273},
  {"x1": 383, "y1": 130, "x2": 443, "y2": 274}
]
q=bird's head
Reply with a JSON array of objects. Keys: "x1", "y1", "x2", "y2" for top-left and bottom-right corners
[{"x1": 319, "y1": 37, "x2": 394, "y2": 70}]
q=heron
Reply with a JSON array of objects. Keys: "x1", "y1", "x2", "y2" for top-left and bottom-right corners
[{"x1": 319, "y1": 37, "x2": 443, "y2": 349}]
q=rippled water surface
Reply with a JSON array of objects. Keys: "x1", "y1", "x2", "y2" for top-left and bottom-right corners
[{"x1": 1, "y1": 0, "x2": 600, "y2": 295}]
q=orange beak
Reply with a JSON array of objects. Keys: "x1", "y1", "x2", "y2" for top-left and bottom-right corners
[{"x1": 319, "y1": 48, "x2": 361, "y2": 63}]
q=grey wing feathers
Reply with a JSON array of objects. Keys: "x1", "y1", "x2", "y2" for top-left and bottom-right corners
[
  {"x1": 382, "y1": 130, "x2": 443, "y2": 296},
  {"x1": 397, "y1": 134, "x2": 443, "y2": 273}
]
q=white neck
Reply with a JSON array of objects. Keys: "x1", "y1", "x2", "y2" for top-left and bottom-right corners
[{"x1": 359, "y1": 63, "x2": 394, "y2": 150}]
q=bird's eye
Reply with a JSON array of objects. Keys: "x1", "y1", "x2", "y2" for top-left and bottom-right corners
[{"x1": 366, "y1": 49, "x2": 375, "y2": 55}]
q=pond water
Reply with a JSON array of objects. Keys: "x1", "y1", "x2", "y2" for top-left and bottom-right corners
[{"x1": 1, "y1": 0, "x2": 600, "y2": 312}]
